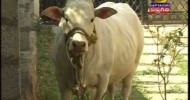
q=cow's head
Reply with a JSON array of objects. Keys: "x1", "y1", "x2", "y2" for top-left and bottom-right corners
[{"x1": 41, "y1": 0, "x2": 117, "y2": 57}]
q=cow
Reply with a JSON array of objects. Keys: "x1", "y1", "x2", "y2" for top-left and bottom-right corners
[{"x1": 41, "y1": 0, "x2": 144, "y2": 100}]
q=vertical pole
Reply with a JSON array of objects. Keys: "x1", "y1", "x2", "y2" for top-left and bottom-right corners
[{"x1": 141, "y1": 0, "x2": 148, "y2": 24}]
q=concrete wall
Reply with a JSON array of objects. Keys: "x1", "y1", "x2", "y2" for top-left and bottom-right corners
[
  {"x1": 1, "y1": 0, "x2": 38, "y2": 99},
  {"x1": 1, "y1": 0, "x2": 21, "y2": 99}
]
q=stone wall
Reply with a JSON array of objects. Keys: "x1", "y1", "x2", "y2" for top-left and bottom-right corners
[
  {"x1": 1, "y1": 0, "x2": 39, "y2": 99},
  {"x1": 20, "y1": 31, "x2": 38, "y2": 100},
  {"x1": 1, "y1": 0, "x2": 21, "y2": 99}
]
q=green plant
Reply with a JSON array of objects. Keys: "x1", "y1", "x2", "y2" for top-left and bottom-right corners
[
  {"x1": 130, "y1": 77, "x2": 152, "y2": 100},
  {"x1": 175, "y1": 98, "x2": 187, "y2": 100},
  {"x1": 145, "y1": 25, "x2": 186, "y2": 100},
  {"x1": 178, "y1": 61, "x2": 188, "y2": 75},
  {"x1": 167, "y1": 84, "x2": 185, "y2": 93},
  {"x1": 35, "y1": 20, "x2": 61, "y2": 100},
  {"x1": 137, "y1": 69, "x2": 158, "y2": 75}
]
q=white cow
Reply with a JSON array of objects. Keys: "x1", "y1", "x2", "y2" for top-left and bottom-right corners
[{"x1": 41, "y1": 0, "x2": 144, "y2": 100}]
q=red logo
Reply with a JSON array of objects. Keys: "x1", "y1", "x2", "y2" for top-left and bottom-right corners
[
  {"x1": 149, "y1": 2, "x2": 171, "y2": 14},
  {"x1": 149, "y1": 7, "x2": 170, "y2": 14}
]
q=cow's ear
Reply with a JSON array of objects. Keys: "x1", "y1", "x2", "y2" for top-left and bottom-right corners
[
  {"x1": 94, "y1": 7, "x2": 117, "y2": 19},
  {"x1": 41, "y1": 6, "x2": 63, "y2": 25}
]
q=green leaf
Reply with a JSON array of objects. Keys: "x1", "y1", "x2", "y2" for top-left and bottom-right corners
[
  {"x1": 154, "y1": 59, "x2": 158, "y2": 63},
  {"x1": 163, "y1": 44, "x2": 169, "y2": 49},
  {"x1": 178, "y1": 31, "x2": 183, "y2": 36},
  {"x1": 156, "y1": 26, "x2": 162, "y2": 33},
  {"x1": 160, "y1": 54, "x2": 165, "y2": 58},
  {"x1": 161, "y1": 62, "x2": 166, "y2": 66}
]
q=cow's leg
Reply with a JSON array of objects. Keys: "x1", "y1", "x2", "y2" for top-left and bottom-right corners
[
  {"x1": 107, "y1": 84, "x2": 115, "y2": 100},
  {"x1": 122, "y1": 72, "x2": 134, "y2": 100},
  {"x1": 56, "y1": 74, "x2": 72, "y2": 100},
  {"x1": 61, "y1": 88, "x2": 72, "y2": 100},
  {"x1": 94, "y1": 75, "x2": 109, "y2": 100},
  {"x1": 57, "y1": 79, "x2": 72, "y2": 100}
]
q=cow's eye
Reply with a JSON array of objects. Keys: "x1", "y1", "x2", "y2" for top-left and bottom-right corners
[{"x1": 90, "y1": 18, "x2": 94, "y2": 22}]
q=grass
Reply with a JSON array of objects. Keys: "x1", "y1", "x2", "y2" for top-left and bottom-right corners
[
  {"x1": 171, "y1": 54, "x2": 188, "y2": 75},
  {"x1": 167, "y1": 84, "x2": 185, "y2": 93},
  {"x1": 136, "y1": 69, "x2": 158, "y2": 75},
  {"x1": 178, "y1": 60, "x2": 188, "y2": 75},
  {"x1": 36, "y1": 22, "x2": 61, "y2": 100}
]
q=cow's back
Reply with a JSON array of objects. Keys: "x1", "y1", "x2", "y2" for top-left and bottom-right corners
[{"x1": 93, "y1": 2, "x2": 144, "y2": 84}]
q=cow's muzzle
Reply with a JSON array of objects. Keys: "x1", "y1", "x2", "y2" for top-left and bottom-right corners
[
  {"x1": 64, "y1": 27, "x2": 97, "y2": 94},
  {"x1": 65, "y1": 27, "x2": 97, "y2": 47},
  {"x1": 70, "y1": 40, "x2": 86, "y2": 57},
  {"x1": 65, "y1": 27, "x2": 89, "y2": 57}
]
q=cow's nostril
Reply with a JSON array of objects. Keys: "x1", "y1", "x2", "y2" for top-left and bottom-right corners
[
  {"x1": 72, "y1": 42, "x2": 77, "y2": 47},
  {"x1": 81, "y1": 42, "x2": 86, "y2": 47},
  {"x1": 72, "y1": 41, "x2": 86, "y2": 48}
]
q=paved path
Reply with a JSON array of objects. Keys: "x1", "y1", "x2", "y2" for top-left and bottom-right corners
[{"x1": 134, "y1": 65, "x2": 188, "y2": 100}]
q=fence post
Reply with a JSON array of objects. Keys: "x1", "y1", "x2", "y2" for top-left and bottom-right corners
[{"x1": 141, "y1": 0, "x2": 148, "y2": 24}]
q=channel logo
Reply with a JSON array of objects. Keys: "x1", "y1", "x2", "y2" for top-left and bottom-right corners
[
  {"x1": 154, "y1": 0, "x2": 168, "y2": 3},
  {"x1": 149, "y1": 0, "x2": 171, "y2": 14}
]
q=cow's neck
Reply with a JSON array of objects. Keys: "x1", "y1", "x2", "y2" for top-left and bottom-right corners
[
  {"x1": 84, "y1": 40, "x2": 100, "y2": 69},
  {"x1": 83, "y1": 19, "x2": 102, "y2": 68}
]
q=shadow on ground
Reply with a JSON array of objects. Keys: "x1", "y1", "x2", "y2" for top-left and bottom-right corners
[{"x1": 130, "y1": 85, "x2": 148, "y2": 100}]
